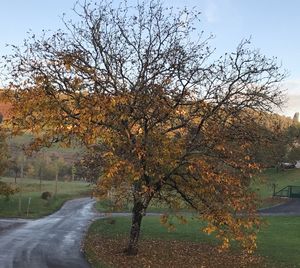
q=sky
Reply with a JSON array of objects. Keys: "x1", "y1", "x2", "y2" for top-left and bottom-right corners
[{"x1": 0, "y1": 0, "x2": 299, "y2": 117}]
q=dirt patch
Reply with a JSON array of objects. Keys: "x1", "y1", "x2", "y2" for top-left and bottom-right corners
[{"x1": 84, "y1": 235, "x2": 269, "y2": 268}]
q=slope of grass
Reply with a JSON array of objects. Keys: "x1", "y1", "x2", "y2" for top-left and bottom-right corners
[
  {"x1": 253, "y1": 168, "x2": 300, "y2": 199},
  {"x1": 89, "y1": 216, "x2": 214, "y2": 243},
  {"x1": 95, "y1": 199, "x2": 176, "y2": 214},
  {"x1": 0, "y1": 177, "x2": 91, "y2": 218},
  {"x1": 258, "y1": 216, "x2": 300, "y2": 266},
  {"x1": 85, "y1": 216, "x2": 294, "y2": 268}
]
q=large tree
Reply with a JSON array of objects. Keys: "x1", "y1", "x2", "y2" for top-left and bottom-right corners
[{"x1": 3, "y1": 1, "x2": 285, "y2": 255}]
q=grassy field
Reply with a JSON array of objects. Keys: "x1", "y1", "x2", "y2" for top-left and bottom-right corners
[
  {"x1": 258, "y1": 216, "x2": 300, "y2": 266},
  {"x1": 254, "y1": 168, "x2": 300, "y2": 199},
  {"x1": 85, "y1": 169, "x2": 300, "y2": 267},
  {"x1": 8, "y1": 134, "x2": 83, "y2": 153},
  {"x1": 95, "y1": 198, "x2": 176, "y2": 214},
  {"x1": 0, "y1": 177, "x2": 91, "y2": 218},
  {"x1": 250, "y1": 168, "x2": 300, "y2": 208},
  {"x1": 84, "y1": 216, "x2": 299, "y2": 268}
]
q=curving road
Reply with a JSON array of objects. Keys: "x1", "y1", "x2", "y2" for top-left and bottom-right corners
[{"x1": 0, "y1": 198, "x2": 96, "y2": 268}]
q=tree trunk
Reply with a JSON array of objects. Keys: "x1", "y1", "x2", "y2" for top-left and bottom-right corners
[
  {"x1": 39, "y1": 166, "x2": 42, "y2": 192},
  {"x1": 55, "y1": 171, "x2": 58, "y2": 196},
  {"x1": 124, "y1": 201, "x2": 145, "y2": 255},
  {"x1": 18, "y1": 187, "x2": 22, "y2": 215},
  {"x1": 20, "y1": 159, "x2": 24, "y2": 179}
]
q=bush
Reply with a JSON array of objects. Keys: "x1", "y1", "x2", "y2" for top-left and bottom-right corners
[
  {"x1": 0, "y1": 181, "x2": 19, "y2": 200},
  {"x1": 41, "y1": 191, "x2": 52, "y2": 200}
]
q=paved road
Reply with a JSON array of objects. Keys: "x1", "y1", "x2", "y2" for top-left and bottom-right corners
[
  {"x1": 259, "y1": 198, "x2": 300, "y2": 215},
  {"x1": 0, "y1": 198, "x2": 96, "y2": 268}
]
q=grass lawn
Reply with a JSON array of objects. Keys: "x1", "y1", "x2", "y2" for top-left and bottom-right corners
[
  {"x1": 84, "y1": 216, "x2": 300, "y2": 268},
  {"x1": 257, "y1": 216, "x2": 300, "y2": 267},
  {"x1": 255, "y1": 168, "x2": 300, "y2": 199},
  {"x1": 0, "y1": 177, "x2": 91, "y2": 218},
  {"x1": 85, "y1": 168, "x2": 300, "y2": 267},
  {"x1": 95, "y1": 199, "x2": 177, "y2": 214},
  {"x1": 249, "y1": 168, "x2": 300, "y2": 208}
]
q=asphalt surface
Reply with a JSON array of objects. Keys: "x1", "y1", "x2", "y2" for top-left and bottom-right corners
[
  {"x1": 259, "y1": 198, "x2": 300, "y2": 215},
  {"x1": 0, "y1": 198, "x2": 96, "y2": 268}
]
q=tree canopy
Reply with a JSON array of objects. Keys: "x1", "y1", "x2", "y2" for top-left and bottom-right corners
[{"x1": 3, "y1": 0, "x2": 286, "y2": 255}]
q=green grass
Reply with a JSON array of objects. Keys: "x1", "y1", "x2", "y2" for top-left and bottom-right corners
[
  {"x1": 254, "y1": 168, "x2": 300, "y2": 199},
  {"x1": 0, "y1": 177, "x2": 91, "y2": 218},
  {"x1": 88, "y1": 216, "x2": 215, "y2": 243},
  {"x1": 95, "y1": 199, "x2": 175, "y2": 214},
  {"x1": 257, "y1": 216, "x2": 300, "y2": 267},
  {"x1": 8, "y1": 134, "x2": 84, "y2": 154},
  {"x1": 86, "y1": 216, "x2": 300, "y2": 267},
  {"x1": 89, "y1": 169, "x2": 300, "y2": 267}
]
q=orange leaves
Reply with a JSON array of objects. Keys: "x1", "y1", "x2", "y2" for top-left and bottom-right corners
[
  {"x1": 160, "y1": 214, "x2": 169, "y2": 225},
  {"x1": 203, "y1": 224, "x2": 217, "y2": 235},
  {"x1": 159, "y1": 214, "x2": 176, "y2": 232},
  {"x1": 0, "y1": 181, "x2": 19, "y2": 199},
  {"x1": 175, "y1": 153, "x2": 261, "y2": 253}
]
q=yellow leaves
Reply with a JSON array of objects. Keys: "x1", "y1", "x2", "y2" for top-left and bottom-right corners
[
  {"x1": 0, "y1": 181, "x2": 19, "y2": 199},
  {"x1": 203, "y1": 225, "x2": 217, "y2": 235},
  {"x1": 65, "y1": 62, "x2": 71, "y2": 71},
  {"x1": 177, "y1": 215, "x2": 188, "y2": 225},
  {"x1": 62, "y1": 54, "x2": 74, "y2": 71},
  {"x1": 188, "y1": 164, "x2": 196, "y2": 173},
  {"x1": 72, "y1": 77, "x2": 83, "y2": 88},
  {"x1": 220, "y1": 237, "x2": 230, "y2": 251},
  {"x1": 215, "y1": 144, "x2": 225, "y2": 152},
  {"x1": 244, "y1": 155, "x2": 251, "y2": 161},
  {"x1": 240, "y1": 143, "x2": 251, "y2": 150},
  {"x1": 160, "y1": 214, "x2": 169, "y2": 225},
  {"x1": 141, "y1": 185, "x2": 155, "y2": 194},
  {"x1": 34, "y1": 75, "x2": 46, "y2": 85},
  {"x1": 175, "y1": 108, "x2": 187, "y2": 116},
  {"x1": 160, "y1": 214, "x2": 188, "y2": 232}
]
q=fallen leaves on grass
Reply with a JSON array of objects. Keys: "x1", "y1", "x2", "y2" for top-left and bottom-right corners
[{"x1": 84, "y1": 235, "x2": 268, "y2": 268}]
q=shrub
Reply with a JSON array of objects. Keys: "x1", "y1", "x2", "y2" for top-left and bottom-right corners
[
  {"x1": 0, "y1": 181, "x2": 19, "y2": 200},
  {"x1": 41, "y1": 191, "x2": 52, "y2": 200}
]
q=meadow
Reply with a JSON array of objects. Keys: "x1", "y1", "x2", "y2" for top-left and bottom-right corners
[
  {"x1": 85, "y1": 216, "x2": 300, "y2": 268},
  {"x1": 85, "y1": 168, "x2": 300, "y2": 267},
  {"x1": 0, "y1": 177, "x2": 91, "y2": 218}
]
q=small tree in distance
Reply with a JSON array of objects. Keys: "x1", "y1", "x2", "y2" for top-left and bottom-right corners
[
  {"x1": 3, "y1": 1, "x2": 285, "y2": 256},
  {"x1": 0, "y1": 127, "x2": 7, "y2": 176}
]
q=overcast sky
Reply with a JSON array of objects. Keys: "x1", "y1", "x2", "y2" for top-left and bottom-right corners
[{"x1": 0, "y1": 0, "x2": 299, "y2": 117}]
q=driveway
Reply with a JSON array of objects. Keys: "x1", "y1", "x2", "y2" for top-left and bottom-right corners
[
  {"x1": 0, "y1": 198, "x2": 96, "y2": 268},
  {"x1": 259, "y1": 198, "x2": 300, "y2": 216}
]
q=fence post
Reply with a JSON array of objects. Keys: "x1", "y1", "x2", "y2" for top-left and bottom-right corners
[{"x1": 26, "y1": 197, "x2": 31, "y2": 217}]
